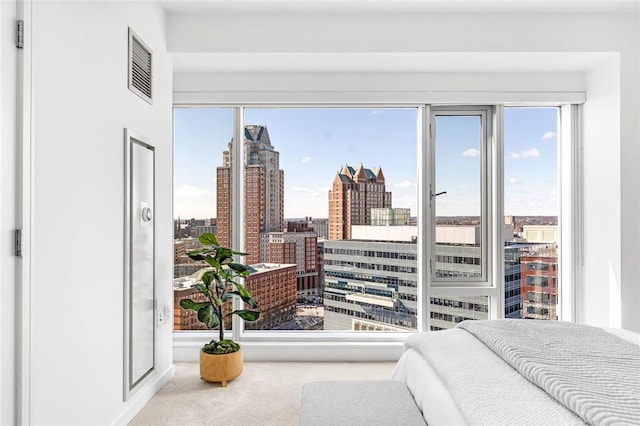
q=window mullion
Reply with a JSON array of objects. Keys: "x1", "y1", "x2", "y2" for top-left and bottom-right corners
[
  {"x1": 491, "y1": 105, "x2": 505, "y2": 320},
  {"x1": 418, "y1": 105, "x2": 431, "y2": 332},
  {"x1": 232, "y1": 107, "x2": 244, "y2": 342},
  {"x1": 559, "y1": 104, "x2": 582, "y2": 323}
]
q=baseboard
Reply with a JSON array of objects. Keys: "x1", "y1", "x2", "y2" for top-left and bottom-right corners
[
  {"x1": 112, "y1": 364, "x2": 175, "y2": 425},
  {"x1": 173, "y1": 340, "x2": 404, "y2": 362}
]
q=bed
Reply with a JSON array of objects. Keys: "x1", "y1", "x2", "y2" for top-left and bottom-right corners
[{"x1": 391, "y1": 319, "x2": 640, "y2": 426}]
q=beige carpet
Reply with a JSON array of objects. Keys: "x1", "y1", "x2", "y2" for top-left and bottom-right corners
[{"x1": 129, "y1": 361, "x2": 396, "y2": 426}]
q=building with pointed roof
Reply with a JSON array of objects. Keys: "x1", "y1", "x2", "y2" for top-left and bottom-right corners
[
  {"x1": 217, "y1": 124, "x2": 284, "y2": 264},
  {"x1": 328, "y1": 164, "x2": 392, "y2": 240}
]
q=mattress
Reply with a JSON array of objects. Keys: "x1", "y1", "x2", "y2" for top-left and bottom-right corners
[{"x1": 391, "y1": 321, "x2": 640, "y2": 426}]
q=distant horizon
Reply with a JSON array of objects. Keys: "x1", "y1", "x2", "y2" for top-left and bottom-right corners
[{"x1": 173, "y1": 214, "x2": 559, "y2": 221}]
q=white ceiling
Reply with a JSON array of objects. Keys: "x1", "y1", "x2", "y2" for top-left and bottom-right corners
[
  {"x1": 161, "y1": 0, "x2": 640, "y2": 14},
  {"x1": 164, "y1": 0, "x2": 630, "y2": 74}
]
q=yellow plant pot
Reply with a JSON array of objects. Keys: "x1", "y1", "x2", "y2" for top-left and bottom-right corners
[{"x1": 199, "y1": 348, "x2": 243, "y2": 387}]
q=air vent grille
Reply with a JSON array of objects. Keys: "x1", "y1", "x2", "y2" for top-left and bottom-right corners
[{"x1": 128, "y1": 28, "x2": 152, "y2": 103}]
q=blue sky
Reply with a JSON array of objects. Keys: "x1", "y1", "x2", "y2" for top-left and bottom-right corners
[{"x1": 174, "y1": 107, "x2": 557, "y2": 219}]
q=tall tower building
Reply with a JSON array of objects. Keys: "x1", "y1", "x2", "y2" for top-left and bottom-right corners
[
  {"x1": 216, "y1": 125, "x2": 284, "y2": 264},
  {"x1": 328, "y1": 164, "x2": 391, "y2": 240}
]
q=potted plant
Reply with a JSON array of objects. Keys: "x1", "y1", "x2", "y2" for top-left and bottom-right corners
[{"x1": 179, "y1": 233, "x2": 259, "y2": 387}]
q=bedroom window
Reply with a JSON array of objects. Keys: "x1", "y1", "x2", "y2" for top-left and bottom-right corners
[
  {"x1": 174, "y1": 107, "x2": 420, "y2": 333},
  {"x1": 173, "y1": 107, "x2": 234, "y2": 332},
  {"x1": 173, "y1": 103, "x2": 569, "y2": 337},
  {"x1": 504, "y1": 107, "x2": 560, "y2": 322},
  {"x1": 430, "y1": 107, "x2": 491, "y2": 285},
  {"x1": 427, "y1": 106, "x2": 562, "y2": 328}
]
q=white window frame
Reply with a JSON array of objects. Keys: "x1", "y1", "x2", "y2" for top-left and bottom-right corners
[
  {"x1": 427, "y1": 105, "x2": 503, "y2": 327},
  {"x1": 172, "y1": 95, "x2": 583, "y2": 361},
  {"x1": 429, "y1": 106, "x2": 494, "y2": 287}
]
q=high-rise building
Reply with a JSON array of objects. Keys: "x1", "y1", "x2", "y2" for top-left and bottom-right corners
[
  {"x1": 520, "y1": 247, "x2": 559, "y2": 320},
  {"x1": 217, "y1": 125, "x2": 284, "y2": 264},
  {"x1": 328, "y1": 164, "x2": 391, "y2": 240},
  {"x1": 323, "y1": 235, "x2": 418, "y2": 331},
  {"x1": 323, "y1": 224, "x2": 548, "y2": 331},
  {"x1": 262, "y1": 231, "x2": 321, "y2": 299}
]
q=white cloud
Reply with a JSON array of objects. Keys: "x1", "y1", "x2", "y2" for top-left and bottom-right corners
[
  {"x1": 393, "y1": 180, "x2": 417, "y2": 188},
  {"x1": 541, "y1": 131, "x2": 557, "y2": 141},
  {"x1": 462, "y1": 148, "x2": 480, "y2": 157},
  {"x1": 370, "y1": 110, "x2": 384, "y2": 115},
  {"x1": 508, "y1": 177, "x2": 520, "y2": 185},
  {"x1": 292, "y1": 185, "x2": 330, "y2": 196},
  {"x1": 301, "y1": 156, "x2": 312, "y2": 163},
  {"x1": 510, "y1": 148, "x2": 540, "y2": 159}
]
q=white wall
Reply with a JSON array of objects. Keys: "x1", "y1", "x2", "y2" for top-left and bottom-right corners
[
  {"x1": 582, "y1": 58, "x2": 622, "y2": 327},
  {"x1": 1, "y1": 1, "x2": 17, "y2": 424},
  {"x1": 171, "y1": 10, "x2": 640, "y2": 332},
  {"x1": 27, "y1": 2, "x2": 173, "y2": 424}
]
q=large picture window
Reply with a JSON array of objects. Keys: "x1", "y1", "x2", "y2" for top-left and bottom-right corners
[{"x1": 172, "y1": 104, "x2": 568, "y2": 336}]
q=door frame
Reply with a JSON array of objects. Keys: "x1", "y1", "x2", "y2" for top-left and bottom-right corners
[{"x1": 16, "y1": 0, "x2": 32, "y2": 423}]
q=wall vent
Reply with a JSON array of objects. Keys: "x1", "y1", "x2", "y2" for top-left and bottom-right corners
[{"x1": 128, "y1": 28, "x2": 152, "y2": 104}]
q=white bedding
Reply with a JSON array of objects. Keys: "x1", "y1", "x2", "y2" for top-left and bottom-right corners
[
  {"x1": 392, "y1": 327, "x2": 585, "y2": 426},
  {"x1": 457, "y1": 320, "x2": 640, "y2": 425}
]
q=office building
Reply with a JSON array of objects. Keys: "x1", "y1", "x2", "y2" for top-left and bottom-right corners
[
  {"x1": 261, "y1": 231, "x2": 321, "y2": 299},
  {"x1": 173, "y1": 263, "x2": 297, "y2": 331},
  {"x1": 324, "y1": 225, "x2": 550, "y2": 331},
  {"x1": 371, "y1": 208, "x2": 411, "y2": 226},
  {"x1": 244, "y1": 263, "x2": 298, "y2": 330},
  {"x1": 520, "y1": 247, "x2": 559, "y2": 320}
]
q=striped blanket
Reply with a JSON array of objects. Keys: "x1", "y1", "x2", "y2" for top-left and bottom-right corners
[{"x1": 457, "y1": 320, "x2": 640, "y2": 426}]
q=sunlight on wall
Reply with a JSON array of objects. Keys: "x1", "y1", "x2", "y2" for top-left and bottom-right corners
[{"x1": 608, "y1": 261, "x2": 622, "y2": 328}]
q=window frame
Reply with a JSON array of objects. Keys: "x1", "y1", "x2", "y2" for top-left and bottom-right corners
[
  {"x1": 429, "y1": 106, "x2": 494, "y2": 287},
  {"x1": 171, "y1": 97, "x2": 583, "y2": 361}
]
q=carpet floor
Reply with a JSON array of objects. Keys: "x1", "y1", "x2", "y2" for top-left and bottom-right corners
[{"x1": 129, "y1": 361, "x2": 396, "y2": 426}]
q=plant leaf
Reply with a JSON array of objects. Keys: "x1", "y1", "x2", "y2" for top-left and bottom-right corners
[
  {"x1": 187, "y1": 251, "x2": 205, "y2": 261},
  {"x1": 229, "y1": 309, "x2": 260, "y2": 321},
  {"x1": 229, "y1": 292, "x2": 258, "y2": 308},
  {"x1": 201, "y1": 272, "x2": 213, "y2": 286},
  {"x1": 193, "y1": 283, "x2": 211, "y2": 298},
  {"x1": 198, "y1": 305, "x2": 219, "y2": 329},
  {"x1": 179, "y1": 299, "x2": 209, "y2": 311},
  {"x1": 198, "y1": 233, "x2": 219, "y2": 246},
  {"x1": 216, "y1": 247, "x2": 234, "y2": 263},
  {"x1": 228, "y1": 263, "x2": 251, "y2": 277},
  {"x1": 204, "y1": 255, "x2": 222, "y2": 270},
  {"x1": 232, "y1": 283, "x2": 258, "y2": 307}
]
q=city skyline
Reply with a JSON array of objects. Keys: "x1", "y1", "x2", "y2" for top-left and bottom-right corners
[{"x1": 174, "y1": 107, "x2": 558, "y2": 220}]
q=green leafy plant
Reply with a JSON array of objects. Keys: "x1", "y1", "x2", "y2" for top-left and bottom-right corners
[{"x1": 179, "y1": 233, "x2": 259, "y2": 354}]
